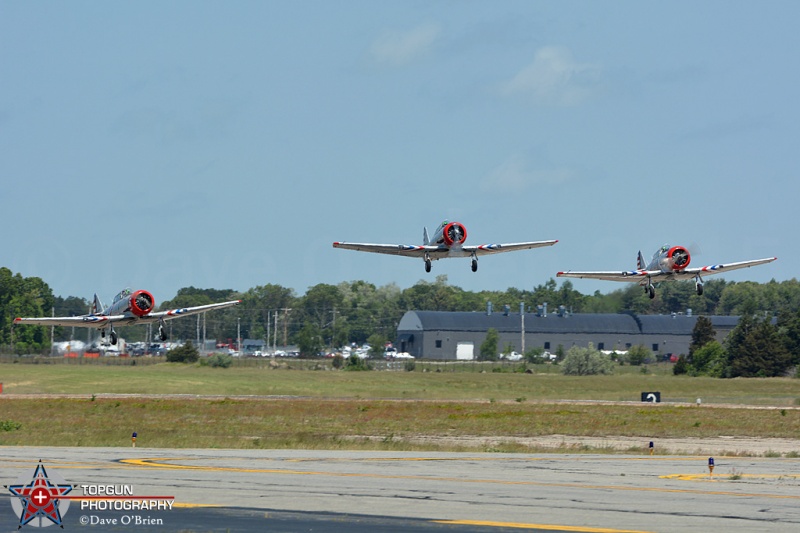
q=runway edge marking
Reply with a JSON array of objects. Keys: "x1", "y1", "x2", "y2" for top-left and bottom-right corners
[{"x1": 433, "y1": 520, "x2": 653, "y2": 533}]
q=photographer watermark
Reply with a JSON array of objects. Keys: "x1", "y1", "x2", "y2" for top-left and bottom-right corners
[
  {"x1": 6, "y1": 461, "x2": 175, "y2": 528},
  {"x1": 5, "y1": 461, "x2": 73, "y2": 528}
]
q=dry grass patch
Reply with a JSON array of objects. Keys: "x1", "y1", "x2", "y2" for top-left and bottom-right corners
[{"x1": 1, "y1": 398, "x2": 798, "y2": 451}]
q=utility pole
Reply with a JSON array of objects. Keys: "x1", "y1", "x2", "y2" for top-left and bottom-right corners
[
  {"x1": 50, "y1": 307, "x2": 55, "y2": 356},
  {"x1": 87, "y1": 302, "x2": 91, "y2": 346},
  {"x1": 520, "y1": 302, "x2": 525, "y2": 356},
  {"x1": 281, "y1": 308, "x2": 292, "y2": 349},
  {"x1": 274, "y1": 310, "x2": 278, "y2": 354},
  {"x1": 331, "y1": 307, "x2": 336, "y2": 350},
  {"x1": 237, "y1": 317, "x2": 241, "y2": 354},
  {"x1": 202, "y1": 312, "x2": 207, "y2": 355}
]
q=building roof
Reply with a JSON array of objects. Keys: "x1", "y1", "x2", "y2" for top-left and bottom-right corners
[
  {"x1": 637, "y1": 315, "x2": 740, "y2": 335},
  {"x1": 242, "y1": 338, "x2": 266, "y2": 346},
  {"x1": 397, "y1": 311, "x2": 740, "y2": 336}
]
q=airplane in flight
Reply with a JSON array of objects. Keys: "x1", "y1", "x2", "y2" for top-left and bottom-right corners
[
  {"x1": 14, "y1": 288, "x2": 241, "y2": 345},
  {"x1": 333, "y1": 220, "x2": 558, "y2": 272},
  {"x1": 557, "y1": 244, "x2": 777, "y2": 299}
]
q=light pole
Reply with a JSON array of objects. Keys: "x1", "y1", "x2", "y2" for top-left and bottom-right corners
[{"x1": 520, "y1": 302, "x2": 525, "y2": 356}]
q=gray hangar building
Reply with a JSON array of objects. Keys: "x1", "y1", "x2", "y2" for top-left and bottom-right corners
[{"x1": 395, "y1": 309, "x2": 739, "y2": 360}]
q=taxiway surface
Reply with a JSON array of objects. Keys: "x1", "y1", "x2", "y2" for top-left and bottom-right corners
[{"x1": 2, "y1": 447, "x2": 798, "y2": 532}]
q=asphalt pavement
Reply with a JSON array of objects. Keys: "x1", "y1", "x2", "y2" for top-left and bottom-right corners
[{"x1": 2, "y1": 447, "x2": 799, "y2": 532}]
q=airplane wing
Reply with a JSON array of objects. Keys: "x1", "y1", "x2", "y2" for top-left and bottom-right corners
[
  {"x1": 332, "y1": 242, "x2": 444, "y2": 258},
  {"x1": 680, "y1": 257, "x2": 778, "y2": 277},
  {"x1": 556, "y1": 270, "x2": 658, "y2": 283},
  {"x1": 140, "y1": 299, "x2": 242, "y2": 323},
  {"x1": 14, "y1": 300, "x2": 241, "y2": 328},
  {"x1": 13, "y1": 315, "x2": 120, "y2": 329},
  {"x1": 464, "y1": 240, "x2": 558, "y2": 257}
]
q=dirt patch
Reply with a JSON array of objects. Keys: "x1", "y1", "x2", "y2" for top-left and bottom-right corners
[{"x1": 348, "y1": 434, "x2": 800, "y2": 456}]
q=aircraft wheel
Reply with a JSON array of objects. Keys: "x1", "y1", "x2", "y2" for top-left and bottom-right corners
[
  {"x1": 425, "y1": 259, "x2": 431, "y2": 273},
  {"x1": 159, "y1": 327, "x2": 168, "y2": 342},
  {"x1": 471, "y1": 259, "x2": 478, "y2": 272},
  {"x1": 648, "y1": 286, "x2": 656, "y2": 299},
  {"x1": 696, "y1": 284, "x2": 704, "y2": 296},
  {"x1": 110, "y1": 331, "x2": 118, "y2": 345}
]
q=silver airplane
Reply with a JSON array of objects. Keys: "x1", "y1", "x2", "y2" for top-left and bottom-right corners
[
  {"x1": 333, "y1": 220, "x2": 557, "y2": 272},
  {"x1": 557, "y1": 244, "x2": 777, "y2": 299},
  {"x1": 14, "y1": 288, "x2": 240, "y2": 345}
]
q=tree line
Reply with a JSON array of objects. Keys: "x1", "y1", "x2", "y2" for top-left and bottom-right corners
[
  {"x1": 675, "y1": 314, "x2": 800, "y2": 378},
  {"x1": 3, "y1": 266, "x2": 800, "y2": 362}
]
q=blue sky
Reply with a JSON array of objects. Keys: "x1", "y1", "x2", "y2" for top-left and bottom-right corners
[{"x1": 2, "y1": 1, "x2": 797, "y2": 302}]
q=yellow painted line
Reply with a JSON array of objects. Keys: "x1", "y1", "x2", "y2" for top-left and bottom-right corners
[
  {"x1": 433, "y1": 520, "x2": 653, "y2": 533},
  {"x1": 121, "y1": 458, "x2": 800, "y2": 500},
  {"x1": 284, "y1": 456, "x2": 710, "y2": 463},
  {"x1": 662, "y1": 473, "x2": 800, "y2": 481},
  {"x1": 0, "y1": 459, "x2": 113, "y2": 467},
  {"x1": 172, "y1": 503, "x2": 220, "y2": 508}
]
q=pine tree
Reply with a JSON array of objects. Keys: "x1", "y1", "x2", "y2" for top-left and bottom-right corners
[
  {"x1": 727, "y1": 316, "x2": 791, "y2": 377},
  {"x1": 479, "y1": 328, "x2": 499, "y2": 361},
  {"x1": 688, "y1": 316, "x2": 716, "y2": 362},
  {"x1": 673, "y1": 355, "x2": 689, "y2": 375},
  {"x1": 778, "y1": 309, "x2": 800, "y2": 366}
]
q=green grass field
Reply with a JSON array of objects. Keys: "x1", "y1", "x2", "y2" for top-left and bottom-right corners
[
  {"x1": 1, "y1": 361, "x2": 798, "y2": 404},
  {"x1": 1, "y1": 362, "x2": 798, "y2": 452}
]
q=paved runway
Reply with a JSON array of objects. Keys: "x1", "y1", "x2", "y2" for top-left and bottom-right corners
[{"x1": 2, "y1": 447, "x2": 798, "y2": 532}]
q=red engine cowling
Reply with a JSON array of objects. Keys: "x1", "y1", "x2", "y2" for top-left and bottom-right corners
[
  {"x1": 667, "y1": 246, "x2": 691, "y2": 271},
  {"x1": 442, "y1": 222, "x2": 468, "y2": 247},
  {"x1": 129, "y1": 290, "x2": 155, "y2": 317}
]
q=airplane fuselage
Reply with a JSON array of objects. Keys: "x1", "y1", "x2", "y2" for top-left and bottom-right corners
[
  {"x1": 102, "y1": 288, "x2": 156, "y2": 318},
  {"x1": 650, "y1": 245, "x2": 691, "y2": 274},
  {"x1": 429, "y1": 220, "x2": 468, "y2": 249}
]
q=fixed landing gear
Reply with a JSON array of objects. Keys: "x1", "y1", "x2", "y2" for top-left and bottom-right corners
[
  {"x1": 101, "y1": 328, "x2": 118, "y2": 345},
  {"x1": 158, "y1": 321, "x2": 168, "y2": 342},
  {"x1": 424, "y1": 253, "x2": 432, "y2": 273},
  {"x1": 471, "y1": 257, "x2": 478, "y2": 272},
  {"x1": 644, "y1": 281, "x2": 656, "y2": 299},
  {"x1": 695, "y1": 277, "x2": 704, "y2": 296}
]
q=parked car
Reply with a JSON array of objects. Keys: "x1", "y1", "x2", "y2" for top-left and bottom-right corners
[{"x1": 383, "y1": 347, "x2": 397, "y2": 358}]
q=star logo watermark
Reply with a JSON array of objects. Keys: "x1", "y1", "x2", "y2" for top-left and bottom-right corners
[{"x1": 6, "y1": 461, "x2": 74, "y2": 528}]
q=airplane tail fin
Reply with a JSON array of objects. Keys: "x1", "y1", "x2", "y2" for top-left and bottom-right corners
[
  {"x1": 637, "y1": 251, "x2": 646, "y2": 270},
  {"x1": 423, "y1": 227, "x2": 430, "y2": 246},
  {"x1": 91, "y1": 294, "x2": 105, "y2": 315}
]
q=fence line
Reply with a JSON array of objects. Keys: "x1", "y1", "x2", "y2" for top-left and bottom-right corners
[{"x1": 0, "y1": 353, "x2": 545, "y2": 372}]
